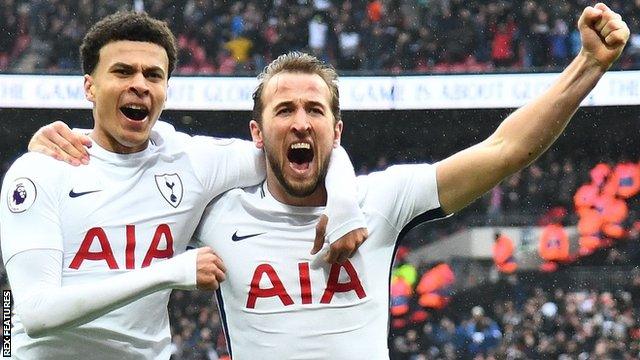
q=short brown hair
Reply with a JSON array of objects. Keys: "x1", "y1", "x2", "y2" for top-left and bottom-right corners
[
  {"x1": 252, "y1": 52, "x2": 341, "y2": 124},
  {"x1": 80, "y1": 11, "x2": 177, "y2": 77}
]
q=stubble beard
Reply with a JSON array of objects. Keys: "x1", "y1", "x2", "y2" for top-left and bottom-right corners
[{"x1": 266, "y1": 149, "x2": 329, "y2": 198}]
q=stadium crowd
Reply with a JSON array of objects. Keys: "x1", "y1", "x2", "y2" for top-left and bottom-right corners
[
  {"x1": 1, "y1": 0, "x2": 640, "y2": 74},
  {"x1": 163, "y1": 269, "x2": 640, "y2": 359},
  {"x1": 388, "y1": 272, "x2": 640, "y2": 360}
]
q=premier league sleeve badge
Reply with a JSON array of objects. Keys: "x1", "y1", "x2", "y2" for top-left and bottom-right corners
[{"x1": 7, "y1": 178, "x2": 37, "y2": 213}]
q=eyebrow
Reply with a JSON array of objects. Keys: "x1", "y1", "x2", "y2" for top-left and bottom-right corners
[
  {"x1": 305, "y1": 100, "x2": 327, "y2": 109},
  {"x1": 273, "y1": 100, "x2": 327, "y2": 110},
  {"x1": 273, "y1": 100, "x2": 294, "y2": 109},
  {"x1": 110, "y1": 62, "x2": 166, "y2": 76}
]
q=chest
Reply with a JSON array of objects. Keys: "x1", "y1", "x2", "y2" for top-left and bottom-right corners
[
  {"x1": 213, "y1": 210, "x2": 372, "y2": 311},
  {"x1": 59, "y1": 161, "x2": 206, "y2": 271}
]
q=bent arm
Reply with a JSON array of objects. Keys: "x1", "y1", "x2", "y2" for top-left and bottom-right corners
[{"x1": 6, "y1": 248, "x2": 197, "y2": 338}]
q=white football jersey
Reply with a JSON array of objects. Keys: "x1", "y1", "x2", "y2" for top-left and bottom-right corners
[
  {"x1": 195, "y1": 163, "x2": 446, "y2": 360},
  {"x1": 0, "y1": 124, "x2": 263, "y2": 359}
]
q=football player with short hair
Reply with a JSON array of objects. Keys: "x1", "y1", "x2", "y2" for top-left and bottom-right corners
[
  {"x1": 2, "y1": 11, "x2": 365, "y2": 360},
  {"x1": 193, "y1": 4, "x2": 629, "y2": 358}
]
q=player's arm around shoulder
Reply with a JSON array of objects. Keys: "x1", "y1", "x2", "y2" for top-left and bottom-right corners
[
  {"x1": 185, "y1": 136, "x2": 265, "y2": 198},
  {"x1": 27, "y1": 120, "x2": 184, "y2": 164}
]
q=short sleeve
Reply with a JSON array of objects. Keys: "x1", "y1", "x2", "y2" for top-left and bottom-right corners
[{"x1": 358, "y1": 163, "x2": 447, "y2": 232}]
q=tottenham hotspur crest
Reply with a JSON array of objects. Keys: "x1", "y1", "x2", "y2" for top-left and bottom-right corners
[{"x1": 155, "y1": 174, "x2": 183, "y2": 208}]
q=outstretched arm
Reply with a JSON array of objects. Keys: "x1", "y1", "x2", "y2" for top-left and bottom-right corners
[{"x1": 436, "y1": 3, "x2": 629, "y2": 214}]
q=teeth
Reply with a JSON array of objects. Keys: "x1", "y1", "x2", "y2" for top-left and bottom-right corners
[
  {"x1": 290, "y1": 143, "x2": 310, "y2": 150},
  {"x1": 123, "y1": 104, "x2": 147, "y2": 111}
]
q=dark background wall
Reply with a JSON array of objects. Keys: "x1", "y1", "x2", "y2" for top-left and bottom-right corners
[{"x1": 2, "y1": 106, "x2": 639, "y2": 169}]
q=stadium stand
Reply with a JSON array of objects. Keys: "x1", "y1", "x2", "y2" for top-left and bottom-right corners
[
  {"x1": 1, "y1": 0, "x2": 639, "y2": 74},
  {"x1": 389, "y1": 271, "x2": 640, "y2": 359}
]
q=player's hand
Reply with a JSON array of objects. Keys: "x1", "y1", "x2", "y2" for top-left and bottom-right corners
[
  {"x1": 28, "y1": 121, "x2": 92, "y2": 166},
  {"x1": 579, "y1": 3, "x2": 629, "y2": 69},
  {"x1": 311, "y1": 214, "x2": 368, "y2": 264},
  {"x1": 195, "y1": 247, "x2": 226, "y2": 290}
]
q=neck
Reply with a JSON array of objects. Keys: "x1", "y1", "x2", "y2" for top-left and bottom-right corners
[
  {"x1": 89, "y1": 130, "x2": 148, "y2": 154},
  {"x1": 266, "y1": 176, "x2": 327, "y2": 207}
]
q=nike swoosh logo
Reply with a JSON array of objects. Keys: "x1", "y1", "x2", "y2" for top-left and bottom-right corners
[
  {"x1": 69, "y1": 189, "x2": 102, "y2": 198},
  {"x1": 232, "y1": 231, "x2": 265, "y2": 241}
]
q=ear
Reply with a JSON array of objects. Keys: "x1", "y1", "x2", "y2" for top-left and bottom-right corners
[
  {"x1": 333, "y1": 120, "x2": 343, "y2": 148},
  {"x1": 84, "y1": 75, "x2": 96, "y2": 103},
  {"x1": 249, "y1": 120, "x2": 264, "y2": 149}
]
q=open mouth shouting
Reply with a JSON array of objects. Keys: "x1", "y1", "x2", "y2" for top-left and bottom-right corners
[
  {"x1": 287, "y1": 142, "x2": 314, "y2": 174},
  {"x1": 120, "y1": 103, "x2": 150, "y2": 121}
]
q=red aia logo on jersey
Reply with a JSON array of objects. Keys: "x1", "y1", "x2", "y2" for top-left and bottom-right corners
[
  {"x1": 69, "y1": 224, "x2": 174, "y2": 269},
  {"x1": 246, "y1": 261, "x2": 367, "y2": 308}
]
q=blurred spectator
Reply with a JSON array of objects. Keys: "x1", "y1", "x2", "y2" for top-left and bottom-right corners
[
  {"x1": 336, "y1": 12, "x2": 361, "y2": 70},
  {"x1": 538, "y1": 222, "x2": 570, "y2": 272},
  {"x1": 225, "y1": 32, "x2": 252, "y2": 65},
  {"x1": 0, "y1": 1, "x2": 31, "y2": 71},
  {"x1": 485, "y1": 185, "x2": 503, "y2": 224},
  {"x1": 493, "y1": 231, "x2": 518, "y2": 274},
  {"x1": 458, "y1": 306, "x2": 502, "y2": 356},
  {"x1": 308, "y1": 13, "x2": 329, "y2": 61},
  {"x1": 417, "y1": 263, "x2": 456, "y2": 310},
  {"x1": 550, "y1": 18, "x2": 571, "y2": 67},
  {"x1": 490, "y1": 17, "x2": 518, "y2": 68},
  {"x1": 529, "y1": 7, "x2": 551, "y2": 68}
]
